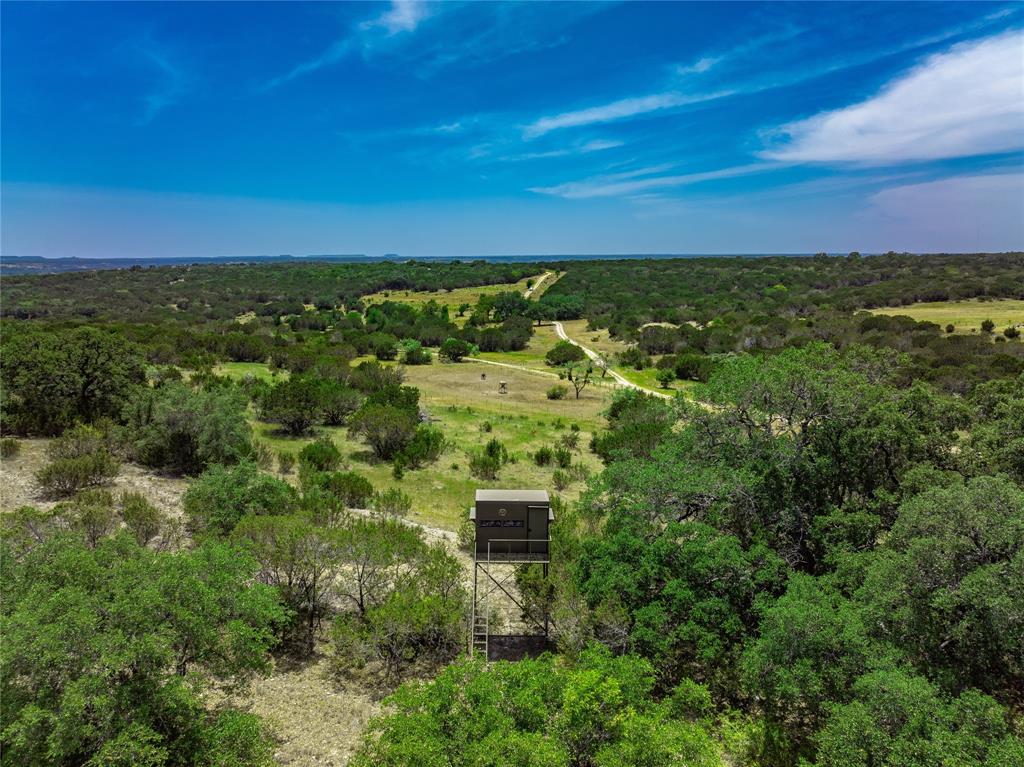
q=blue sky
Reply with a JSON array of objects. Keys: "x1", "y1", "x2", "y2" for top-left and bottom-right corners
[{"x1": 2, "y1": 1, "x2": 1022, "y2": 257}]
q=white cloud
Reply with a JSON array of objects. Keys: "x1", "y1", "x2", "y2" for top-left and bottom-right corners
[
  {"x1": 761, "y1": 31, "x2": 1024, "y2": 164},
  {"x1": 136, "y1": 44, "x2": 188, "y2": 125},
  {"x1": 360, "y1": 0, "x2": 431, "y2": 35},
  {"x1": 530, "y1": 163, "x2": 777, "y2": 199},
  {"x1": 263, "y1": 1, "x2": 433, "y2": 90},
  {"x1": 523, "y1": 89, "x2": 735, "y2": 139},
  {"x1": 676, "y1": 56, "x2": 720, "y2": 76}
]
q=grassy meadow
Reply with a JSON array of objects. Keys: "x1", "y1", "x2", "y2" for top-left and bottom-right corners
[
  {"x1": 362, "y1": 275, "x2": 538, "y2": 322},
  {"x1": 248, "y1": 359, "x2": 609, "y2": 530},
  {"x1": 214, "y1": 361, "x2": 289, "y2": 382},
  {"x1": 868, "y1": 298, "x2": 1024, "y2": 333}
]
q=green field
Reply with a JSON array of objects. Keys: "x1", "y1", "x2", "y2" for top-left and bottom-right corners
[
  {"x1": 615, "y1": 365, "x2": 696, "y2": 394},
  {"x1": 249, "y1": 359, "x2": 610, "y2": 529},
  {"x1": 868, "y1": 298, "x2": 1024, "y2": 333},
  {"x1": 214, "y1": 361, "x2": 289, "y2": 382},
  {"x1": 362, "y1": 275, "x2": 538, "y2": 322}
]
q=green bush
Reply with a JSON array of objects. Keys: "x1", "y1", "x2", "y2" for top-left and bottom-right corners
[
  {"x1": 656, "y1": 367, "x2": 677, "y2": 388},
  {"x1": 469, "y1": 452, "x2": 501, "y2": 480},
  {"x1": 319, "y1": 471, "x2": 375, "y2": 508},
  {"x1": 298, "y1": 436, "x2": 342, "y2": 472},
  {"x1": 546, "y1": 384, "x2": 569, "y2": 400},
  {"x1": 1, "y1": 533, "x2": 284, "y2": 767},
  {"x1": 348, "y1": 404, "x2": 418, "y2": 461},
  {"x1": 457, "y1": 516, "x2": 476, "y2": 551},
  {"x1": 332, "y1": 541, "x2": 467, "y2": 681},
  {"x1": 553, "y1": 446, "x2": 573, "y2": 468},
  {"x1": 545, "y1": 340, "x2": 586, "y2": 366},
  {"x1": 184, "y1": 462, "x2": 298, "y2": 536},
  {"x1": 352, "y1": 645, "x2": 720, "y2": 767},
  {"x1": 66, "y1": 489, "x2": 119, "y2": 548},
  {"x1": 319, "y1": 382, "x2": 362, "y2": 426},
  {"x1": 120, "y1": 491, "x2": 165, "y2": 546},
  {"x1": 395, "y1": 425, "x2": 445, "y2": 468},
  {"x1": 400, "y1": 340, "x2": 432, "y2": 365},
  {"x1": 674, "y1": 353, "x2": 715, "y2": 383},
  {"x1": 277, "y1": 451, "x2": 296, "y2": 475},
  {"x1": 0, "y1": 326, "x2": 145, "y2": 436},
  {"x1": 258, "y1": 377, "x2": 324, "y2": 435},
  {"x1": 439, "y1": 337, "x2": 473, "y2": 362},
  {"x1": 121, "y1": 383, "x2": 253, "y2": 476},
  {"x1": 252, "y1": 439, "x2": 273, "y2": 470},
  {"x1": 0, "y1": 437, "x2": 21, "y2": 459},
  {"x1": 534, "y1": 446, "x2": 553, "y2": 466},
  {"x1": 552, "y1": 469, "x2": 570, "y2": 491},
  {"x1": 484, "y1": 437, "x2": 509, "y2": 464},
  {"x1": 36, "y1": 425, "x2": 120, "y2": 498},
  {"x1": 371, "y1": 488, "x2": 413, "y2": 519}
]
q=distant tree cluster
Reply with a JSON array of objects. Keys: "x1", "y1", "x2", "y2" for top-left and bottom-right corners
[
  {"x1": 541, "y1": 253, "x2": 1024, "y2": 393},
  {"x1": 2, "y1": 260, "x2": 542, "y2": 322}
]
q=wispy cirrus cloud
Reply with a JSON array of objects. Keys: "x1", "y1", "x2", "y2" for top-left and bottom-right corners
[
  {"x1": 761, "y1": 30, "x2": 1024, "y2": 164},
  {"x1": 521, "y1": 25, "x2": 805, "y2": 138},
  {"x1": 263, "y1": 0, "x2": 434, "y2": 90},
  {"x1": 136, "y1": 43, "x2": 189, "y2": 125},
  {"x1": 361, "y1": 0, "x2": 431, "y2": 35},
  {"x1": 488, "y1": 138, "x2": 625, "y2": 163},
  {"x1": 529, "y1": 162, "x2": 778, "y2": 199},
  {"x1": 521, "y1": 12, "x2": 1020, "y2": 140},
  {"x1": 522, "y1": 89, "x2": 736, "y2": 139},
  {"x1": 264, "y1": 1, "x2": 600, "y2": 90}
]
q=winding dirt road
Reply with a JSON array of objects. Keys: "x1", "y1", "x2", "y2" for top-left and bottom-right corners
[
  {"x1": 523, "y1": 270, "x2": 555, "y2": 298},
  {"x1": 552, "y1": 321, "x2": 671, "y2": 399}
]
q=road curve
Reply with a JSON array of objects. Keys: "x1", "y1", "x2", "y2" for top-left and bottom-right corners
[
  {"x1": 551, "y1": 321, "x2": 671, "y2": 399},
  {"x1": 523, "y1": 270, "x2": 555, "y2": 298}
]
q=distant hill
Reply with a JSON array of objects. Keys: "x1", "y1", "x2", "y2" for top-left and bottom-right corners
[
  {"x1": 0, "y1": 254, "x2": 372, "y2": 275},
  {"x1": 0, "y1": 252, "x2": 836, "y2": 275}
]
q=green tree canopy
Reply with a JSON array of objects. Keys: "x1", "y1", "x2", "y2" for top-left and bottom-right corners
[
  {"x1": 0, "y1": 533, "x2": 284, "y2": 766},
  {"x1": 1, "y1": 326, "x2": 145, "y2": 435},
  {"x1": 122, "y1": 382, "x2": 253, "y2": 475}
]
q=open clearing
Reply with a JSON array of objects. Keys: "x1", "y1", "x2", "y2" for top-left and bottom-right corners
[
  {"x1": 362, "y1": 275, "x2": 537, "y2": 321},
  {"x1": 868, "y1": 298, "x2": 1024, "y2": 333},
  {"x1": 0, "y1": 438, "x2": 190, "y2": 518},
  {"x1": 555, "y1": 320, "x2": 690, "y2": 396},
  {"x1": 215, "y1": 361, "x2": 290, "y2": 382},
  {"x1": 254, "y1": 359, "x2": 609, "y2": 530}
]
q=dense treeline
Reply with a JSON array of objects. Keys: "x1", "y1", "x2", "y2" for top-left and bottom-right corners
[
  {"x1": 543, "y1": 253, "x2": 1024, "y2": 335},
  {"x1": 507, "y1": 346, "x2": 1024, "y2": 765},
  {"x1": 540, "y1": 253, "x2": 1024, "y2": 392},
  {"x1": 2, "y1": 259, "x2": 541, "y2": 322}
]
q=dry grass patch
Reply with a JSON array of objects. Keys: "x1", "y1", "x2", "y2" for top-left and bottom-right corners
[
  {"x1": 868, "y1": 298, "x2": 1024, "y2": 333},
  {"x1": 362, "y1": 276, "x2": 537, "y2": 324},
  {"x1": 558, "y1": 319, "x2": 631, "y2": 360},
  {"x1": 0, "y1": 437, "x2": 189, "y2": 519},
  {"x1": 212, "y1": 647, "x2": 381, "y2": 767}
]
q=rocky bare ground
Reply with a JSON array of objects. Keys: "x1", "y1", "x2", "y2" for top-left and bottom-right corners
[{"x1": 0, "y1": 437, "x2": 190, "y2": 518}]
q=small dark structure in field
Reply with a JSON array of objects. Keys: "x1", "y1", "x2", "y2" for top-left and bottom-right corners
[
  {"x1": 498, "y1": 380, "x2": 508, "y2": 394},
  {"x1": 469, "y1": 489, "x2": 552, "y2": 661},
  {"x1": 471, "y1": 489, "x2": 552, "y2": 559}
]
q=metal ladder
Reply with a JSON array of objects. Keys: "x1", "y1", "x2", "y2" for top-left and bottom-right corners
[{"x1": 471, "y1": 609, "x2": 489, "y2": 659}]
